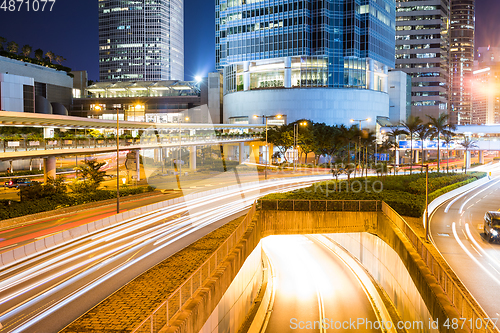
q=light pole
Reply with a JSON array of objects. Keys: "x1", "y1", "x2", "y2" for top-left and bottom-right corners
[
  {"x1": 350, "y1": 118, "x2": 371, "y2": 176},
  {"x1": 254, "y1": 114, "x2": 282, "y2": 180},
  {"x1": 95, "y1": 104, "x2": 121, "y2": 214},
  {"x1": 178, "y1": 116, "x2": 189, "y2": 175},
  {"x1": 293, "y1": 121, "x2": 308, "y2": 172}
]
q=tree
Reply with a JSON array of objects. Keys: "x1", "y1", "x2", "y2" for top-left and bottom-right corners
[
  {"x1": 7, "y1": 41, "x2": 19, "y2": 53},
  {"x1": 55, "y1": 55, "x2": 66, "y2": 65},
  {"x1": 443, "y1": 133, "x2": 454, "y2": 173},
  {"x1": 0, "y1": 37, "x2": 6, "y2": 50},
  {"x1": 21, "y1": 45, "x2": 32, "y2": 57},
  {"x1": 400, "y1": 116, "x2": 422, "y2": 174},
  {"x1": 458, "y1": 136, "x2": 478, "y2": 174},
  {"x1": 34, "y1": 48, "x2": 44, "y2": 61},
  {"x1": 415, "y1": 123, "x2": 433, "y2": 171},
  {"x1": 74, "y1": 159, "x2": 106, "y2": 191},
  {"x1": 428, "y1": 113, "x2": 456, "y2": 173},
  {"x1": 386, "y1": 128, "x2": 406, "y2": 175},
  {"x1": 45, "y1": 51, "x2": 56, "y2": 63},
  {"x1": 266, "y1": 125, "x2": 294, "y2": 162}
]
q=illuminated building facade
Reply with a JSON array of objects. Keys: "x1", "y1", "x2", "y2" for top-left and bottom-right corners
[
  {"x1": 216, "y1": 0, "x2": 399, "y2": 126},
  {"x1": 395, "y1": 0, "x2": 450, "y2": 120},
  {"x1": 98, "y1": 0, "x2": 184, "y2": 82},
  {"x1": 471, "y1": 47, "x2": 500, "y2": 125},
  {"x1": 449, "y1": 0, "x2": 475, "y2": 125}
]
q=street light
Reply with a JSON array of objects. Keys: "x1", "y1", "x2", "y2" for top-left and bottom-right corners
[
  {"x1": 350, "y1": 118, "x2": 371, "y2": 176},
  {"x1": 94, "y1": 104, "x2": 121, "y2": 214},
  {"x1": 254, "y1": 114, "x2": 282, "y2": 180},
  {"x1": 294, "y1": 121, "x2": 308, "y2": 172}
]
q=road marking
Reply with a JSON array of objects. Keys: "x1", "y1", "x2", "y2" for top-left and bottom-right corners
[
  {"x1": 465, "y1": 223, "x2": 500, "y2": 270},
  {"x1": 452, "y1": 222, "x2": 500, "y2": 286},
  {"x1": 459, "y1": 180, "x2": 500, "y2": 214},
  {"x1": 437, "y1": 233, "x2": 450, "y2": 237},
  {"x1": 462, "y1": 229, "x2": 469, "y2": 240},
  {"x1": 489, "y1": 263, "x2": 500, "y2": 276},
  {"x1": 471, "y1": 244, "x2": 482, "y2": 257}
]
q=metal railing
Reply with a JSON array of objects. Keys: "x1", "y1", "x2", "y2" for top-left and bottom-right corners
[
  {"x1": 382, "y1": 202, "x2": 499, "y2": 333},
  {"x1": 258, "y1": 199, "x2": 381, "y2": 212},
  {"x1": 131, "y1": 202, "x2": 257, "y2": 333}
]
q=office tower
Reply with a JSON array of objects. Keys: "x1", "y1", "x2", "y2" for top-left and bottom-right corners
[
  {"x1": 471, "y1": 47, "x2": 500, "y2": 125},
  {"x1": 395, "y1": 0, "x2": 450, "y2": 120},
  {"x1": 99, "y1": 0, "x2": 184, "y2": 82},
  {"x1": 449, "y1": 0, "x2": 475, "y2": 125},
  {"x1": 216, "y1": 0, "x2": 398, "y2": 126}
]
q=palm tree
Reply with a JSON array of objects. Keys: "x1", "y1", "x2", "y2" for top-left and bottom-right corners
[
  {"x1": 7, "y1": 41, "x2": 19, "y2": 53},
  {"x1": 386, "y1": 128, "x2": 406, "y2": 175},
  {"x1": 34, "y1": 48, "x2": 44, "y2": 61},
  {"x1": 55, "y1": 55, "x2": 66, "y2": 65},
  {"x1": 45, "y1": 51, "x2": 55, "y2": 63},
  {"x1": 443, "y1": 133, "x2": 454, "y2": 173},
  {"x1": 21, "y1": 45, "x2": 32, "y2": 57},
  {"x1": 428, "y1": 114, "x2": 456, "y2": 173},
  {"x1": 401, "y1": 116, "x2": 423, "y2": 174},
  {"x1": 415, "y1": 123, "x2": 432, "y2": 172},
  {"x1": 459, "y1": 136, "x2": 478, "y2": 174}
]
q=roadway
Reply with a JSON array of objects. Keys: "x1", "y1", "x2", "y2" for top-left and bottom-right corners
[
  {"x1": 262, "y1": 235, "x2": 381, "y2": 333},
  {"x1": 0, "y1": 175, "x2": 330, "y2": 332},
  {"x1": 430, "y1": 162, "x2": 500, "y2": 328}
]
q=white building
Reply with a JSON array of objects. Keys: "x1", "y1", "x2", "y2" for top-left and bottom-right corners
[{"x1": 98, "y1": 0, "x2": 184, "y2": 82}]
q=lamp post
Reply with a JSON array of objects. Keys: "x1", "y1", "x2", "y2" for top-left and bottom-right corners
[
  {"x1": 178, "y1": 116, "x2": 189, "y2": 175},
  {"x1": 254, "y1": 114, "x2": 282, "y2": 180},
  {"x1": 94, "y1": 104, "x2": 121, "y2": 214},
  {"x1": 350, "y1": 118, "x2": 371, "y2": 176},
  {"x1": 293, "y1": 121, "x2": 308, "y2": 172}
]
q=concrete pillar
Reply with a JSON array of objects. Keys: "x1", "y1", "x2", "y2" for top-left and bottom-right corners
[
  {"x1": 44, "y1": 156, "x2": 56, "y2": 182},
  {"x1": 189, "y1": 146, "x2": 197, "y2": 171},
  {"x1": 250, "y1": 144, "x2": 260, "y2": 164},
  {"x1": 465, "y1": 151, "x2": 471, "y2": 170},
  {"x1": 383, "y1": 65, "x2": 389, "y2": 93},
  {"x1": 395, "y1": 150, "x2": 400, "y2": 166},
  {"x1": 414, "y1": 149, "x2": 419, "y2": 164},
  {"x1": 154, "y1": 148, "x2": 160, "y2": 163},
  {"x1": 239, "y1": 142, "x2": 245, "y2": 164},
  {"x1": 284, "y1": 57, "x2": 292, "y2": 88},
  {"x1": 268, "y1": 144, "x2": 274, "y2": 165},
  {"x1": 243, "y1": 61, "x2": 250, "y2": 91},
  {"x1": 135, "y1": 150, "x2": 141, "y2": 181},
  {"x1": 368, "y1": 59, "x2": 375, "y2": 90},
  {"x1": 479, "y1": 150, "x2": 484, "y2": 164}
]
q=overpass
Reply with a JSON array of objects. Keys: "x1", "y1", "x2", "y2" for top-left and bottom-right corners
[{"x1": 0, "y1": 111, "x2": 265, "y2": 180}]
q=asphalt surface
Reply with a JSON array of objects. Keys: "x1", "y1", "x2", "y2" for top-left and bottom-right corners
[
  {"x1": 262, "y1": 235, "x2": 381, "y2": 333},
  {"x1": 0, "y1": 175, "x2": 330, "y2": 332},
  {"x1": 430, "y1": 162, "x2": 500, "y2": 328}
]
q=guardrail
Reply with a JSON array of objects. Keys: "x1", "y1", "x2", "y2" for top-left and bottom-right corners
[
  {"x1": 258, "y1": 199, "x2": 381, "y2": 212},
  {"x1": 382, "y1": 202, "x2": 499, "y2": 333},
  {"x1": 0, "y1": 136, "x2": 257, "y2": 153},
  {"x1": 131, "y1": 202, "x2": 258, "y2": 333}
]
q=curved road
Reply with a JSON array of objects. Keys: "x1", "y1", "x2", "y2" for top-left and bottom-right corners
[
  {"x1": 0, "y1": 175, "x2": 330, "y2": 332},
  {"x1": 262, "y1": 235, "x2": 381, "y2": 333},
  {"x1": 430, "y1": 162, "x2": 500, "y2": 328}
]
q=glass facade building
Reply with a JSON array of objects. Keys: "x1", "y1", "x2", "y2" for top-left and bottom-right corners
[
  {"x1": 215, "y1": 0, "x2": 396, "y2": 95},
  {"x1": 98, "y1": 0, "x2": 184, "y2": 82},
  {"x1": 449, "y1": 0, "x2": 475, "y2": 125},
  {"x1": 395, "y1": 0, "x2": 450, "y2": 120}
]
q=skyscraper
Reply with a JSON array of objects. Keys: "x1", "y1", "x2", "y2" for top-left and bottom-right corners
[
  {"x1": 216, "y1": 0, "x2": 398, "y2": 126},
  {"x1": 449, "y1": 0, "x2": 475, "y2": 125},
  {"x1": 395, "y1": 0, "x2": 450, "y2": 120},
  {"x1": 98, "y1": 0, "x2": 184, "y2": 82}
]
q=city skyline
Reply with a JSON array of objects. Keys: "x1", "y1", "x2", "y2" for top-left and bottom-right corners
[{"x1": 0, "y1": 0, "x2": 498, "y2": 82}]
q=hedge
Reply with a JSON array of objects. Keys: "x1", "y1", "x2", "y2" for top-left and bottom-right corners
[
  {"x1": 0, "y1": 186, "x2": 156, "y2": 221},
  {"x1": 261, "y1": 172, "x2": 485, "y2": 218}
]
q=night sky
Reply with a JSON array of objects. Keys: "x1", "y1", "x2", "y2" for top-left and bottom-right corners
[{"x1": 0, "y1": 0, "x2": 498, "y2": 82}]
